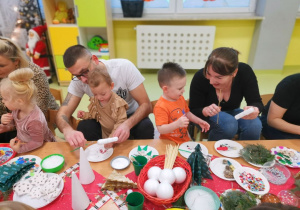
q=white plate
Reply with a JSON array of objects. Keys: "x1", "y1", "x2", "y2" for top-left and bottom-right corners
[
  {"x1": 209, "y1": 158, "x2": 242, "y2": 181},
  {"x1": 179, "y1": 142, "x2": 208, "y2": 158},
  {"x1": 128, "y1": 145, "x2": 159, "y2": 161},
  {"x1": 85, "y1": 144, "x2": 113, "y2": 162},
  {"x1": 214, "y1": 140, "x2": 243, "y2": 158},
  {"x1": 233, "y1": 167, "x2": 270, "y2": 195},
  {"x1": 7, "y1": 155, "x2": 42, "y2": 181},
  {"x1": 245, "y1": 160, "x2": 275, "y2": 168},
  {"x1": 13, "y1": 173, "x2": 64, "y2": 208}
]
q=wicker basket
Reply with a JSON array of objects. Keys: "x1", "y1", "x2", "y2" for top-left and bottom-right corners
[{"x1": 137, "y1": 155, "x2": 192, "y2": 205}]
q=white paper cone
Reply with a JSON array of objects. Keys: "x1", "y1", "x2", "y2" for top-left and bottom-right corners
[
  {"x1": 80, "y1": 147, "x2": 95, "y2": 184},
  {"x1": 72, "y1": 172, "x2": 90, "y2": 210}
]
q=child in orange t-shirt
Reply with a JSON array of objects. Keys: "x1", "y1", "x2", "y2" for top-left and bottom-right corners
[{"x1": 153, "y1": 62, "x2": 210, "y2": 144}]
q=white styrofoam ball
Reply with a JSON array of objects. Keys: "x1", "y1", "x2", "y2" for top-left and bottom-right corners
[
  {"x1": 159, "y1": 168, "x2": 176, "y2": 184},
  {"x1": 147, "y1": 166, "x2": 162, "y2": 180},
  {"x1": 156, "y1": 182, "x2": 174, "y2": 199},
  {"x1": 173, "y1": 167, "x2": 187, "y2": 184},
  {"x1": 143, "y1": 179, "x2": 159, "y2": 197}
]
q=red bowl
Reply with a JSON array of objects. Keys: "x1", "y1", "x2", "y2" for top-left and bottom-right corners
[{"x1": 137, "y1": 155, "x2": 192, "y2": 205}]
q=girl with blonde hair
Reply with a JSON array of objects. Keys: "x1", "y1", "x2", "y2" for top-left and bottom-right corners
[
  {"x1": 0, "y1": 68, "x2": 55, "y2": 153},
  {"x1": 0, "y1": 37, "x2": 58, "y2": 142}
]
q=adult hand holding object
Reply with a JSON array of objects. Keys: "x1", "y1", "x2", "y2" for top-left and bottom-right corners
[
  {"x1": 189, "y1": 47, "x2": 263, "y2": 141},
  {"x1": 234, "y1": 107, "x2": 255, "y2": 120},
  {"x1": 203, "y1": 104, "x2": 221, "y2": 117}
]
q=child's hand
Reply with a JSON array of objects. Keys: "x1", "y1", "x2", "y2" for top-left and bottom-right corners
[
  {"x1": 1, "y1": 113, "x2": 13, "y2": 125},
  {"x1": 10, "y1": 137, "x2": 23, "y2": 152},
  {"x1": 197, "y1": 119, "x2": 210, "y2": 133},
  {"x1": 177, "y1": 115, "x2": 189, "y2": 128},
  {"x1": 77, "y1": 110, "x2": 84, "y2": 119}
]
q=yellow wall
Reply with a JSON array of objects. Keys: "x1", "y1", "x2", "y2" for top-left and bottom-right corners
[
  {"x1": 113, "y1": 20, "x2": 256, "y2": 68},
  {"x1": 113, "y1": 19, "x2": 300, "y2": 69},
  {"x1": 285, "y1": 19, "x2": 300, "y2": 66}
]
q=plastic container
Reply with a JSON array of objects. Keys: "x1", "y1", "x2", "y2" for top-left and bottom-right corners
[
  {"x1": 41, "y1": 154, "x2": 65, "y2": 173},
  {"x1": 110, "y1": 156, "x2": 130, "y2": 170},
  {"x1": 184, "y1": 186, "x2": 220, "y2": 210},
  {"x1": 121, "y1": 0, "x2": 144, "y2": 17},
  {"x1": 260, "y1": 161, "x2": 290, "y2": 185}
]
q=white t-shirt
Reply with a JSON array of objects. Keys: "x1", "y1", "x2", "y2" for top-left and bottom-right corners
[{"x1": 68, "y1": 59, "x2": 145, "y2": 115}]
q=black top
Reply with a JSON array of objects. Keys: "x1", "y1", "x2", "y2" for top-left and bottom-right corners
[
  {"x1": 262, "y1": 73, "x2": 300, "y2": 125},
  {"x1": 189, "y1": 62, "x2": 263, "y2": 120}
]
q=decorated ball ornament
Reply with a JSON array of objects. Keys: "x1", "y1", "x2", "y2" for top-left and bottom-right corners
[
  {"x1": 260, "y1": 193, "x2": 281, "y2": 203},
  {"x1": 277, "y1": 190, "x2": 299, "y2": 207}
]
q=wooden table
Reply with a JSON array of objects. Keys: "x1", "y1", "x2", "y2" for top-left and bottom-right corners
[{"x1": 19, "y1": 139, "x2": 300, "y2": 209}]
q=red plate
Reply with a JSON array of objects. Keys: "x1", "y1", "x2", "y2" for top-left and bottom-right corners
[{"x1": 0, "y1": 143, "x2": 17, "y2": 166}]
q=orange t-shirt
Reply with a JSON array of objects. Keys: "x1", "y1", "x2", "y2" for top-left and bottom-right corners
[{"x1": 154, "y1": 95, "x2": 190, "y2": 144}]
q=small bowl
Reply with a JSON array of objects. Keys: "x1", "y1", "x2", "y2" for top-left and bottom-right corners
[
  {"x1": 184, "y1": 186, "x2": 220, "y2": 210},
  {"x1": 260, "y1": 161, "x2": 291, "y2": 185},
  {"x1": 41, "y1": 154, "x2": 65, "y2": 173},
  {"x1": 110, "y1": 156, "x2": 130, "y2": 170}
]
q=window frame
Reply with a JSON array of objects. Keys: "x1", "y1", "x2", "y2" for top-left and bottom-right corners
[
  {"x1": 176, "y1": 0, "x2": 257, "y2": 14},
  {"x1": 111, "y1": 0, "x2": 176, "y2": 14}
]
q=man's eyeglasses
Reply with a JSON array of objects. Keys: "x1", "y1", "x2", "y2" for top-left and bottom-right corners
[
  {"x1": 71, "y1": 58, "x2": 92, "y2": 81},
  {"x1": 72, "y1": 69, "x2": 90, "y2": 81}
]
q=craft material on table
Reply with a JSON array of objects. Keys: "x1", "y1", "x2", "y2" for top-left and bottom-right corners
[
  {"x1": 101, "y1": 170, "x2": 137, "y2": 191},
  {"x1": 260, "y1": 161, "x2": 290, "y2": 185},
  {"x1": 217, "y1": 89, "x2": 222, "y2": 124},
  {"x1": 214, "y1": 140, "x2": 243, "y2": 158},
  {"x1": 97, "y1": 137, "x2": 118, "y2": 145},
  {"x1": 209, "y1": 157, "x2": 242, "y2": 181},
  {"x1": 277, "y1": 190, "x2": 299, "y2": 207},
  {"x1": 110, "y1": 156, "x2": 130, "y2": 170},
  {"x1": 234, "y1": 107, "x2": 254, "y2": 120},
  {"x1": 270, "y1": 146, "x2": 300, "y2": 168},
  {"x1": 233, "y1": 167, "x2": 270, "y2": 195},
  {"x1": 184, "y1": 186, "x2": 220, "y2": 210},
  {"x1": 41, "y1": 154, "x2": 64, "y2": 173},
  {"x1": 164, "y1": 144, "x2": 179, "y2": 169},
  {"x1": 0, "y1": 144, "x2": 17, "y2": 165},
  {"x1": 0, "y1": 160, "x2": 35, "y2": 192},
  {"x1": 219, "y1": 189, "x2": 258, "y2": 210},
  {"x1": 7, "y1": 155, "x2": 41, "y2": 181},
  {"x1": 39, "y1": 163, "x2": 110, "y2": 210},
  {"x1": 13, "y1": 172, "x2": 64, "y2": 209},
  {"x1": 85, "y1": 144, "x2": 113, "y2": 162},
  {"x1": 187, "y1": 144, "x2": 212, "y2": 185},
  {"x1": 240, "y1": 144, "x2": 275, "y2": 167},
  {"x1": 128, "y1": 145, "x2": 158, "y2": 161},
  {"x1": 179, "y1": 141, "x2": 209, "y2": 158}
]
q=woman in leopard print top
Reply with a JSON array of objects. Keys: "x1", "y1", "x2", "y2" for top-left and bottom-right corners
[{"x1": 0, "y1": 37, "x2": 59, "y2": 142}]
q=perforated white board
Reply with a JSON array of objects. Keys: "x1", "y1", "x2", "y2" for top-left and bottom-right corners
[{"x1": 136, "y1": 25, "x2": 216, "y2": 70}]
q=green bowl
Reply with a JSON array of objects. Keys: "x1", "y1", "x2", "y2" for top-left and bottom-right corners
[
  {"x1": 184, "y1": 186, "x2": 220, "y2": 210},
  {"x1": 41, "y1": 154, "x2": 65, "y2": 173}
]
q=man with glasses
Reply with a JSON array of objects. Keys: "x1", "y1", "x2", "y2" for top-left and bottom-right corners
[{"x1": 56, "y1": 45, "x2": 154, "y2": 147}]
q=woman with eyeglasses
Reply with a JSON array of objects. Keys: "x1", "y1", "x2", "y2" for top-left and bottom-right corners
[
  {"x1": 0, "y1": 37, "x2": 59, "y2": 142},
  {"x1": 189, "y1": 47, "x2": 263, "y2": 141}
]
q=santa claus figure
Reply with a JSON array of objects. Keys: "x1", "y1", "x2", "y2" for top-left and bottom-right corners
[{"x1": 26, "y1": 24, "x2": 51, "y2": 82}]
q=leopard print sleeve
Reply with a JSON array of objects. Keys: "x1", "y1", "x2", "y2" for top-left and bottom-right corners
[{"x1": 29, "y1": 62, "x2": 59, "y2": 114}]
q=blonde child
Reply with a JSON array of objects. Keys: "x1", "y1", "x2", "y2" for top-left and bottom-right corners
[
  {"x1": 0, "y1": 68, "x2": 55, "y2": 153},
  {"x1": 77, "y1": 66, "x2": 128, "y2": 143},
  {"x1": 154, "y1": 62, "x2": 210, "y2": 144}
]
